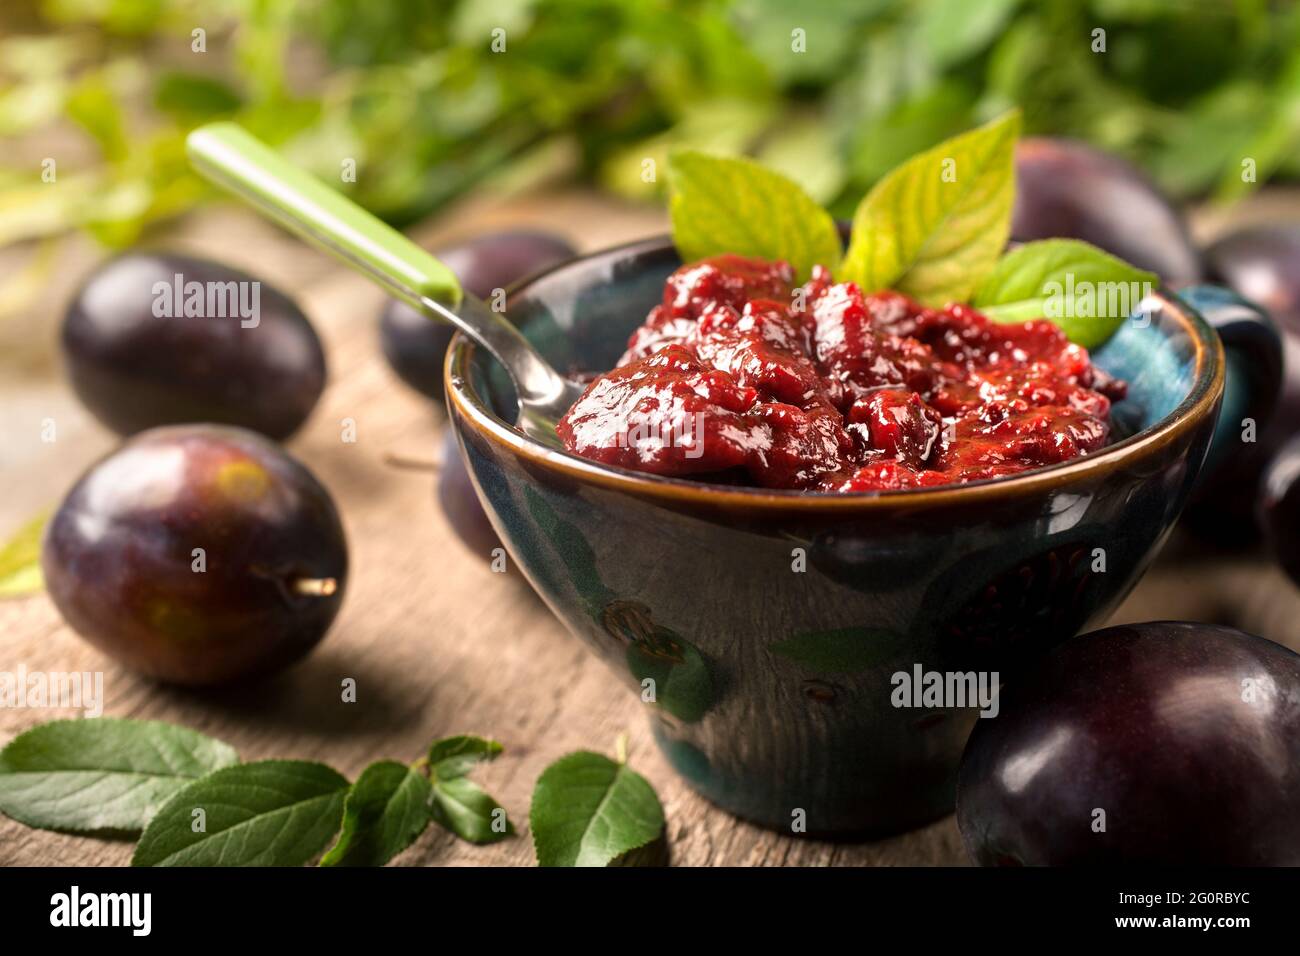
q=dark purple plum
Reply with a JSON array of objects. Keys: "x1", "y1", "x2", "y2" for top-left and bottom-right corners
[
  {"x1": 957, "y1": 621, "x2": 1300, "y2": 865},
  {"x1": 380, "y1": 230, "x2": 575, "y2": 399},
  {"x1": 1181, "y1": 375, "x2": 1300, "y2": 545},
  {"x1": 436, "y1": 230, "x2": 577, "y2": 301},
  {"x1": 380, "y1": 305, "x2": 457, "y2": 402},
  {"x1": 1205, "y1": 226, "x2": 1300, "y2": 511},
  {"x1": 437, "y1": 428, "x2": 502, "y2": 560},
  {"x1": 62, "y1": 253, "x2": 325, "y2": 439},
  {"x1": 1013, "y1": 138, "x2": 1201, "y2": 282},
  {"x1": 42, "y1": 425, "x2": 347, "y2": 686},
  {"x1": 1177, "y1": 289, "x2": 1284, "y2": 540},
  {"x1": 1260, "y1": 434, "x2": 1300, "y2": 588},
  {"x1": 1182, "y1": 232, "x2": 1300, "y2": 543},
  {"x1": 1206, "y1": 225, "x2": 1300, "y2": 332}
]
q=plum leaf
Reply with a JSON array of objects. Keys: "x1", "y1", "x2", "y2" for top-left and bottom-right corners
[
  {"x1": 0, "y1": 512, "x2": 47, "y2": 598},
  {"x1": 530, "y1": 750, "x2": 664, "y2": 867},
  {"x1": 132, "y1": 760, "x2": 348, "y2": 866},
  {"x1": 426, "y1": 735, "x2": 513, "y2": 844},
  {"x1": 0, "y1": 718, "x2": 238, "y2": 834},
  {"x1": 320, "y1": 760, "x2": 432, "y2": 867},
  {"x1": 427, "y1": 735, "x2": 503, "y2": 779}
]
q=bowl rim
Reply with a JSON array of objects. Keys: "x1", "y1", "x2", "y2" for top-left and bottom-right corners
[{"x1": 445, "y1": 235, "x2": 1225, "y2": 511}]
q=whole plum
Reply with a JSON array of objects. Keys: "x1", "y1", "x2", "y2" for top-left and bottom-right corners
[
  {"x1": 62, "y1": 253, "x2": 325, "y2": 439},
  {"x1": 1183, "y1": 230, "x2": 1300, "y2": 543},
  {"x1": 1013, "y1": 138, "x2": 1201, "y2": 282},
  {"x1": 380, "y1": 230, "x2": 575, "y2": 399},
  {"x1": 436, "y1": 428, "x2": 502, "y2": 560},
  {"x1": 1206, "y1": 225, "x2": 1300, "y2": 332},
  {"x1": 1260, "y1": 434, "x2": 1300, "y2": 588},
  {"x1": 957, "y1": 621, "x2": 1300, "y2": 865},
  {"x1": 42, "y1": 425, "x2": 347, "y2": 685},
  {"x1": 1206, "y1": 224, "x2": 1300, "y2": 497},
  {"x1": 1180, "y1": 381, "x2": 1299, "y2": 546}
]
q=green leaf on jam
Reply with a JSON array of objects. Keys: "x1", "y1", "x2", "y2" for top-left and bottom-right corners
[
  {"x1": 667, "y1": 149, "x2": 842, "y2": 281},
  {"x1": 770, "y1": 628, "x2": 907, "y2": 674},
  {"x1": 842, "y1": 109, "x2": 1021, "y2": 305},
  {"x1": 530, "y1": 750, "x2": 664, "y2": 867},
  {"x1": 0, "y1": 512, "x2": 47, "y2": 598},
  {"x1": 974, "y1": 239, "x2": 1159, "y2": 348},
  {"x1": 320, "y1": 760, "x2": 432, "y2": 867}
]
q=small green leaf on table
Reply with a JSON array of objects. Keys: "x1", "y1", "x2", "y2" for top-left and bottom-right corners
[
  {"x1": 427, "y1": 734, "x2": 513, "y2": 844},
  {"x1": 530, "y1": 750, "x2": 665, "y2": 867},
  {"x1": 0, "y1": 512, "x2": 47, "y2": 598},
  {"x1": 320, "y1": 760, "x2": 432, "y2": 867},
  {"x1": 0, "y1": 718, "x2": 238, "y2": 834},
  {"x1": 429, "y1": 775, "x2": 514, "y2": 844},
  {"x1": 132, "y1": 760, "x2": 349, "y2": 867},
  {"x1": 427, "y1": 735, "x2": 503, "y2": 779}
]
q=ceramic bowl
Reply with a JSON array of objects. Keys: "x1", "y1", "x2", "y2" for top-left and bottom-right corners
[{"x1": 447, "y1": 237, "x2": 1236, "y2": 834}]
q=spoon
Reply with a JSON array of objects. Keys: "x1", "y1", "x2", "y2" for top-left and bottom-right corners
[{"x1": 185, "y1": 122, "x2": 585, "y2": 447}]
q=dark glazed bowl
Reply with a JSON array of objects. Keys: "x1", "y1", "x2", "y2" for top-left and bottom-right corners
[{"x1": 445, "y1": 236, "x2": 1225, "y2": 835}]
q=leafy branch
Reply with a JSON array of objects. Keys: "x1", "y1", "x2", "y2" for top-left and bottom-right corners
[{"x1": 0, "y1": 718, "x2": 664, "y2": 867}]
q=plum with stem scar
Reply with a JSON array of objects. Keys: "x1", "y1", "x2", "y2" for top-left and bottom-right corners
[{"x1": 42, "y1": 425, "x2": 348, "y2": 685}]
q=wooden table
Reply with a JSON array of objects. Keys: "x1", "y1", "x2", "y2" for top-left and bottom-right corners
[{"x1": 3, "y1": 191, "x2": 1298, "y2": 867}]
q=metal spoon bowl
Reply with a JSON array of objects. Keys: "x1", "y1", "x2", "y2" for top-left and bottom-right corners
[{"x1": 186, "y1": 123, "x2": 584, "y2": 447}]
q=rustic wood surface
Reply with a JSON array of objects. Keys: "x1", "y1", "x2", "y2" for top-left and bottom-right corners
[{"x1": 2, "y1": 189, "x2": 1299, "y2": 867}]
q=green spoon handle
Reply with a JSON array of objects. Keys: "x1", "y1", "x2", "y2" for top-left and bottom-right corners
[
  {"x1": 185, "y1": 123, "x2": 576, "y2": 414},
  {"x1": 186, "y1": 122, "x2": 462, "y2": 308}
]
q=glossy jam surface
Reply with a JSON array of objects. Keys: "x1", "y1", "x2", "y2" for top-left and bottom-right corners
[{"x1": 557, "y1": 255, "x2": 1127, "y2": 492}]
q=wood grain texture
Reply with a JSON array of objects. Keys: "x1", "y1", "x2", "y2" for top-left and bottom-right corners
[{"x1": 2, "y1": 192, "x2": 1298, "y2": 867}]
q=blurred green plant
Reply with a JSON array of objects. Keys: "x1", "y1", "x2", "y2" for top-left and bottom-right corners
[{"x1": 2, "y1": 0, "x2": 1300, "y2": 252}]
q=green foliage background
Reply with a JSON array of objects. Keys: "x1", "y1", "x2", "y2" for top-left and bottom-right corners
[{"x1": 2, "y1": 0, "x2": 1298, "y2": 248}]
